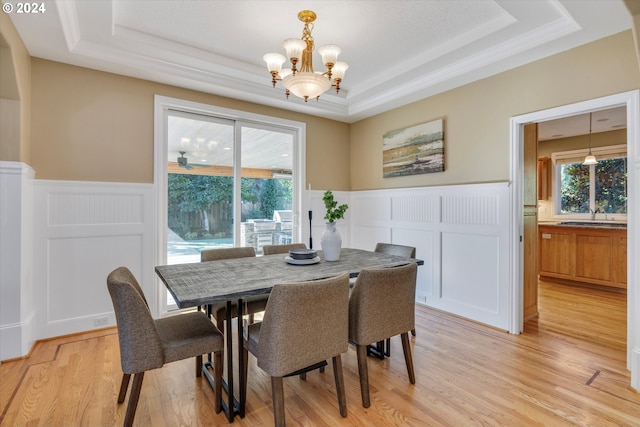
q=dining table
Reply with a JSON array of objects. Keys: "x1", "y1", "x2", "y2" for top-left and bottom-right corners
[{"x1": 155, "y1": 247, "x2": 423, "y2": 422}]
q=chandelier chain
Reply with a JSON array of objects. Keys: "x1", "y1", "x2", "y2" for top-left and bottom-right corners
[{"x1": 300, "y1": 21, "x2": 315, "y2": 74}]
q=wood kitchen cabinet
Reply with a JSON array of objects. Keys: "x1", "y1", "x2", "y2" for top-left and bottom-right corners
[
  {"x1": 539, "y1": 227, "x2": 573, "y2": 277},
  {"x1": 539, "y1": 224, "x2": 627, "y2": 289},
  {"x1": 537, "y1": 157, "x2": 551, "y2": 200}
]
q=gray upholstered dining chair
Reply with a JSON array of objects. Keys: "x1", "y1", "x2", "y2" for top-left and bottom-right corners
[
  {"x1": 262, "y1": 242, "x2": 307, "y2": 255},
  {"x1": 242, "y1": 273, "x2": 350, "y2": 427},
  {"x1": 258, "y1": 242, "x2": 325, "y2": 378},
  {"x1": 200, "y1": 247, "x2": 268, "y2": 330},
  {"x1": 374, "y1": 242, "x2": 416, "y2": 259},
  {"x1": 349, "y1": 262, "x2": 418, "y2": 408},
  {"x1": 107, "y1": 267, "x2": 224, "y2": 427},
  {"x1": 375, "y1": 242, "x2": 417, "y2": 338}
]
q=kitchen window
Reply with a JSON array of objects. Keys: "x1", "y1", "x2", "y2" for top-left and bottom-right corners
[{"x1": 553, "y1": 145, "x2": 627, "y2": 216}]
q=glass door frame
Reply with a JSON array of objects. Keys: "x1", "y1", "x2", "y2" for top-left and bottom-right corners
[
  {"x1": 153, "y1": 95, "x2": 307, "y2": 316},
  {"x1": 234, "y1": 120, "x2": 298, "y2": 248}
]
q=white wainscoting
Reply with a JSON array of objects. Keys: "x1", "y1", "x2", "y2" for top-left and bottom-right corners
[
  {"x1": 28, "y1": 181, "x2": 509, "y2": 341},
  {"x1": 0, "y1": 162, "x2": 35, "y2": 360},
  {"x1": 33, "y1": 180, "x2": 155, "y2": 340},
  {"x1": 349, "y1": 182, "x2": 511, "y2": 331}
]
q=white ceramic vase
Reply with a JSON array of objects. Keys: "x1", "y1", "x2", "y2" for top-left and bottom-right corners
[{"x1": 321, "y1": 222, "x2": 342, "y2": 261}]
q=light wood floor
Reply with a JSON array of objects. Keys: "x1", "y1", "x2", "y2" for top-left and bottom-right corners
[{"x1": 1, "y1": 279, "x2": 638, "y2": 426}]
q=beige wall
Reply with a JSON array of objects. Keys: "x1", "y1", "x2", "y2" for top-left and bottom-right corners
[
  {"x1": 30, "y1": 59, "x2": 351, "y2": 189},
  {"x1": 19, "y1": 30, "x2": 640, "y2": 191},
  {"x1": 0, "y1": 9, "x2": 31, "y2": 163},
  {"x1": 349, "y1": 30, "x2": 640, "y2": 191}
]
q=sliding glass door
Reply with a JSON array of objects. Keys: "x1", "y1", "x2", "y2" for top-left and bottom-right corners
[
  {"x1": 157, "y1": 101, "x2": 303, "y2": 313},
  {"x1": 238, "y1": 124, "x2": 295, "y2": 254},
  {"x1": 166, "y1": 111, "x2": 235, "y2": 266}
]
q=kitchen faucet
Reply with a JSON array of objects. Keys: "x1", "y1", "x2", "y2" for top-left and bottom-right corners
[{"x1": 590, "y1": 208, "x2": 600, "y2": 221}]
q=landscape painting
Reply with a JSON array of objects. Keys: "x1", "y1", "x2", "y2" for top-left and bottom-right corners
[{"x1": 382, "y1": 119, "x2": 444, "y2": 178}]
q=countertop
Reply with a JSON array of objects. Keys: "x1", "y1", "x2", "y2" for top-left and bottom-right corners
[{"x1": 539, "y1": 221, "x2": 627, "y2": 229}]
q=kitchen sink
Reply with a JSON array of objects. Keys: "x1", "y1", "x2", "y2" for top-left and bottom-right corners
[{"x1": 559, "y1": 221, "x2": 627, "y2": 228}]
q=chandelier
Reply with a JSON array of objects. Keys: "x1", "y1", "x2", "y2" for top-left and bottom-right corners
[{"x1": 263, "y1": 10, "x2": 348, "y2": 102}]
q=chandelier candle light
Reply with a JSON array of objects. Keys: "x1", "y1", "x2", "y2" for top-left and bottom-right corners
[{"x1": 263, "y1": 10, "x2": 348, "y2": 102}]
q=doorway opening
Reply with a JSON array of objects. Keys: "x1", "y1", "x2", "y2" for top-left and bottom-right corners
[
  {"x1": 510, "y1": 90, "x2": 639, "y2": 389},
  {"x1": 532, "y1": 108, "x2": 628, "y2": 351}
]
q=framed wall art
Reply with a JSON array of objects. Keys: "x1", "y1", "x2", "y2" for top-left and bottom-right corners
[{"x1": 382, "y1": 118, "x2": 444, "y2": 178}]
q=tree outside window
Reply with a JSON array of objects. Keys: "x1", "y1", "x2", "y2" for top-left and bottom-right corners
[
  {"x1": 559, "y1": 157, "x2": 627, "y2": 214},
  {"x1": 168, "y1": 174, "x2": 292, "y2": 240}
]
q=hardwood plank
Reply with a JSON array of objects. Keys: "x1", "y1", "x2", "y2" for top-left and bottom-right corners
[{"x1": 1, "y1": 281, "x2": 638, "y2": 426}]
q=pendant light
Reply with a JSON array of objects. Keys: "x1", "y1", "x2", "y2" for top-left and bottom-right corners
[{"x1": 583, "y1": 112, "x2": 598, "y2": 165}]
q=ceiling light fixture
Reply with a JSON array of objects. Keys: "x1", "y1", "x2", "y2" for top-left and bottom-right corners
[
  {"x1": 583, "y1": 112, "x2": 598, "y2": 165},
  {"x1": 263, "y1": 10, "x2": 348, "y2": 102}
]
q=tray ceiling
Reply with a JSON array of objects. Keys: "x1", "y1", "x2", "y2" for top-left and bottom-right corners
[{"x1": 8, "y1": 1, "x2": 633, "y2": 124}]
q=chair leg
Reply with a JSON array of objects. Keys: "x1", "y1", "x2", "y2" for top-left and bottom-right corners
[
  {"x1": 356, "y1": 344, "x2": 371, "y2": 408},
  {"x1": 332, "y1": 355, "x2": 348, "y2": 418},
  {"x1": 123, "y1": 372, "x2": 144, "y2": 427},
  {"x1": 118, "y1": 373, "x2": 130, "y2": 403},
  {"x1": 211, "y1": 316, "x2": 224, "y2": 365},
  {"x1": 411, "y1": 328, "x2": 416, "y2": 337},
  {"x1": 214, "y1": 350, "x2": 223, "y2": 414},
  {"x1": 271, "y1": 376, "x2": 286, "y2": 427},
  {"x1": 196, "y1": 354, "x2": 203, "y2": 377},
  {"x1": 400, "y1": 332, "x2": 416, "y2": 384},
  {"x1": 300, "y1": 361, "x2": 325, "y2": 380}
]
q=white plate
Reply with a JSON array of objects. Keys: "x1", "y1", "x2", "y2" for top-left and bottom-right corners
[{"x1": 285, "y1": 256, "x2": 321, "y2": 265}]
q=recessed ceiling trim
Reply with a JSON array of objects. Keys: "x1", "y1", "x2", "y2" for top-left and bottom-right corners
[
  {"x1": 346, "y1": 7, "x2": 517, "y2": 99},
  {"x1": 55, "y1": 0, "x2": 81, "y2": 51},
  {"x1": 56, "y1": 7, "x2": 352, "y2": 120},
  {"x1": 347, "y1": 9, "x2": 581, "y2": 119},
  {"x1": 10, "y1": 0, "x2": 631, "y2": 123}
]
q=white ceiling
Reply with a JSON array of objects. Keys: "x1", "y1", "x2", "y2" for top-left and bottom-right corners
[
  {"x1": 537, "y1": 106, "x2": 627, "y2": 141},
  {"x1": 8, "y1": 0, "x2": 633, "y2": 126}
]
